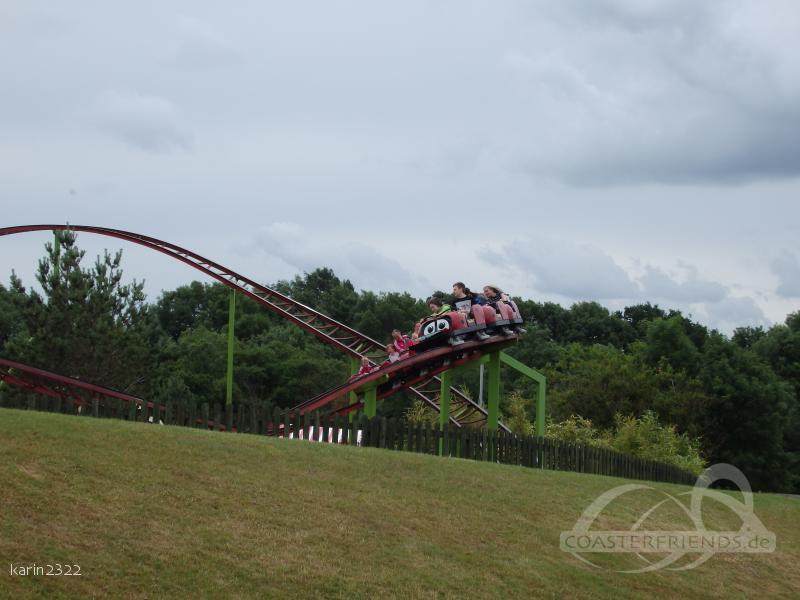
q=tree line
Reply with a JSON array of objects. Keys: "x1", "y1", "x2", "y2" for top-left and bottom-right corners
[{"x1": 1, "y1": 232, "x2": 797, "y2": 492}]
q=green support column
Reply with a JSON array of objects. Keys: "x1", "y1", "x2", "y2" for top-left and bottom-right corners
[
  {"x1": 348, "y1": 356, "x2": 359, "y2": 422},
  {"x1": 486, "y1": 352, "x2": 501, "y2": 432},
  {"x1": 536, "y1": 377, "x2": 546, "y2": 439},
  {"x1": 438, "y1": 369, "x2": 452, "y2": 456},
  {"x1": 364, "y1": 386, "x2": 377, "y2": 418},
  {"x1": 225, "y1": 289, "x2": 236, "y2": 406},
  {"x1": 499, "y1": 352, "x2": 546, "y2": 438}
]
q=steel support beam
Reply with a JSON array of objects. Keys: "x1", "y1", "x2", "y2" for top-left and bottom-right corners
[
  {"x1": 486, "y1": 351, "x2": 501, "y2": 432},
  {"x1": 363, "y1": 386, "x2": 377, "y2": 418},
  {"x1": 499, "y1": 352, "x2": 546, "y2": 438},
  {"x1": 438, "y1": 369, "x2": 452, "y2": 455},
  {"x1": 348, "y1": 356, "x2": 359, "y2": 422}
]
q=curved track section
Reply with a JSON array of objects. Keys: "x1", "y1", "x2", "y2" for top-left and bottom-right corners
[
  {"x1": 0, "y1": 357, "x2": 224, "y2": 428},
  {"x1": 0, "y1": 225, "x2": 501, "y2": 429},
  {"x1": 293, "y1": 336, "x2": 516, "y2": 420},
  {"x1": 1, "y1": 357, "x2": 145, "y2": 408}
]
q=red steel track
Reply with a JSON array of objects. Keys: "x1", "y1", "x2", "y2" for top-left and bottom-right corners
[
  {"x1": 0, "y1": 225, "x2": 507, "y2": 430},
  {"x1": 0, "y1": 357, "x2": 146, "y2": 407},
  {"x1": 0, "y1": 357, "x2": 225, "y2": 429},
  {"x1": 293, "y1": 335, "x2": 516, "y2": 419}
]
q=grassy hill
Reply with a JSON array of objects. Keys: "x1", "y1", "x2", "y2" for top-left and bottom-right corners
[{"x1": 0, "y1": 409, "x2": 798, "y2": 599}]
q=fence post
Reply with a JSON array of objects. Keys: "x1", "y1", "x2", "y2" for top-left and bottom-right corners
[
  {"x1": 271, "y1": 407, "x2": 280, "y2": 437},
  {"x1": 248, "y1": 401, "x2": 258, "y2": 435},
  {"x1": 386, "y1": 418, "x2": 395, "y2": 450},
  {"x1": 176, "y1": 398, "x2": 185, "y2": 427},
  {"x1": 225, "y1": 403, "x2": 234, "y2": 432},
  {"x1": 234, "y1": 401, "x2": 243, "y2": 432},
  {"x1": 163, "y1": 399, "x2": 172, "y2": 425},
  {"x1": 281, "y1": 410, "x2": 289, "y2": 439},
  {"x1": 369, "y1": 416, "x2": 378, "y2": 447},
  {"x1": 379, "y1": 417, "x2": 387, "y2": 449},
  {"x1": 332, "y1": 414, "x2": 342, "y2": 444},
  {"x1": 350, "y1": 413, "x2": 358, "y2": 446},
  {"x1": 357, "y1": 414, "x2": 364, "y2": 445}
]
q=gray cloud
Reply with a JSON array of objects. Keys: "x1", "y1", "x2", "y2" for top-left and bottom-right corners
[
  {"x1": 483, "y1": 237, "x2": 639, "y2": 300},
  {"x1": 772, "y1": 251, "x2": 800, "y2": 297},
  {"x1": 481, "y1": 234, "x2": 772, "y2": 331},
  {"x1": 502, "y1": 0, "x2": 800, "y2": 186},
  {"x1": 252, "y1": 223, "x2": 431, "y2": 294},
  {"x1": 699, "y1": 295, "x2": 769, "y2": 332},
  {"x1": 93, "y1": 91, "x2": 193, "y2": 153},
  {"x1": 0, "y1": 1, "x2": 796, "y2": 336},
  {"x1": 638, "y1": 264, "x2": 728, "y2": 303},
  {"x1": 483, "y1": 236, "x2": 739, "y2": 306}
]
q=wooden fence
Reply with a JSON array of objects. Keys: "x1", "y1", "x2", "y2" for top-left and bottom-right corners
[{"x1": 0, "y1": 392, "x2": 697, "y2": 486}]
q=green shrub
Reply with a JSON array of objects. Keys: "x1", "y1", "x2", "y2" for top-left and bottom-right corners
[
  {"x1": 545, "y1": 414, "x2": 608, "y2": 447},
  {"x1": 604, "y1": 411, "x2": 706, "y2": 475},
  {"x1": 505, "y1": 391, "x2": 534, "y2": 436},
  {"x1": 404, "y1": 399, "x2": 439, "y2": 426}
]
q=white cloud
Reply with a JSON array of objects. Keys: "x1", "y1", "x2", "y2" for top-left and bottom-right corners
[
  {"x1": 167, "y1": 16, "x2": 242, "y2": 69},
  {"x1": 93, "y1": 91, "x2": 193, "y2": 153}
]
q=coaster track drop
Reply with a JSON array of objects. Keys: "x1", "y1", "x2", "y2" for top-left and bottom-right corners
[{"x1": 0, "y1": 225, "x2": 509, "y2": 431}]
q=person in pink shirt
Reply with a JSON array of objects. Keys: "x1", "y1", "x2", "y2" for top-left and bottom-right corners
[
  {"x1": 386, "y1": 343, "x2": 400, "y2": 362},
  {"x1": 356, "y1": 356, "x2": 374, "y2": 376},
  {"x1": 391, "y1": 329, "x2": 413, "y2": 353},
  {"x1": 379, "y1": 343, "x2": 402, "y2": 368}
]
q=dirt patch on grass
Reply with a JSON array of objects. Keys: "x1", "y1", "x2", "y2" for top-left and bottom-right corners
[{"x1": 16, "y1": 462, "x2": 46, "y2": 481}]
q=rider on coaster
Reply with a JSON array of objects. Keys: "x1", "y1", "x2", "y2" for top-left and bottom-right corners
[
  {"x1": 391, "y1": 328, "x2": 413, "y2": 353},
  {"x1": 413, "y1": 296, "x2": 451, "y2": 339},
  {"x1": 483, "y1": 285, "x2": 517, "y2": 336},
  {"x1": 451, "y1": 281, "x2": 491, "y2": 340}
]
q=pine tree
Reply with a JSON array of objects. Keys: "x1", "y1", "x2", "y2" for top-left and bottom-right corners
[{"x1": 5, "y1": 230, "x2": 152, "y2": 394}]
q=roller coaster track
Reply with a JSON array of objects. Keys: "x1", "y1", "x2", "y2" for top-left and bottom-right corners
[
  {"x1": 0, "y1": 357, "x2": 220, "y2": 429},
  {"x1": 0, "y1": 357, "x2": 146, "y2": 408},
  {"x1": 0, "y1": 225, "x2": 507, "y2": 431},
  {"x1": 292, "y1": 336, "x2": 516, "y2": 417}
]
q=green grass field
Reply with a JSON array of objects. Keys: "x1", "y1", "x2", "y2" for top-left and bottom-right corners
[{"x1": 0, "y1": 409, "x2": 798, "y2": 599}]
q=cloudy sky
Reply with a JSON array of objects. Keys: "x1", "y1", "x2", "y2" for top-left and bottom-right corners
[{"x1": 1, "y1": 0, "x2": 799, "y2": 333}]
